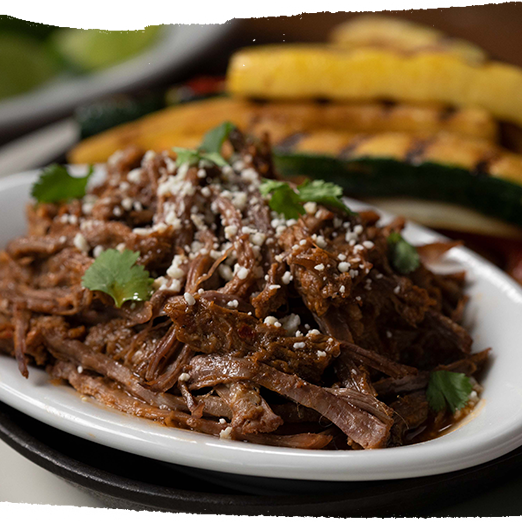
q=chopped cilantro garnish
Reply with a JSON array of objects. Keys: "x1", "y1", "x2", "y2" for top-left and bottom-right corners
[
  {"x1": 260, "y1": 178, "x2": 354, "y2": 220},
  {"x1": 81, "y1": 249, "x2": 154, "y2": 308},
  {"x1": 200, "y1": 121, "x2": 236, "y2": 154},
  {"x1": 172, "y1": 147, "x2": 228, "y2": 169},
  {"x1": 173, "y1": 121, "x2": 236, "y2": 168},
  {"x1": 297, "y1": 179, "x2": 354, "y2": 215},
  {"x1": 260, "y1": 180, "x2": 304, "y2": 219},
  {"x1": 387, "y1": 232, "x2": 420, "y2": 274},
  {"x1": 31, "y1": 164, "x2": 94, "y2": 203},
  {"x1": 426, "y1": 370, "x2": 473, "y2": 413}
]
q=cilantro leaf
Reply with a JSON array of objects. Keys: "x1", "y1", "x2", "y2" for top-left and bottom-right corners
[
  {"x1": 200, "y1": 121, "x2": 236, "y2": 154},
  {"x1": 199, "y1": 151, "x2": 229, "y2": 167},
  {"x1": 426, "y1": 371, "x2": 473, "y2": 413},
  {"x1": 173, "y1": 122, "x2": 235, "y2": 169},
  {"x1": 297, "y1": 179, "x2": 355, "y2": 215},
  {"x1": 82, "y1": 249, "x2": 154, "y2": 308},
  {"x1": 387, "y1": 232, "x2": 420, "y2": 274},
  {"x1": 260, "y1": 178, "x2": 354, "y2": 219},
  {"x1": 261, "y1": 180, "x2": 304, "y2": 219},
  {"x1": 172, "y1": 148, "x2": 202, "y2": 167},
  {"x1": 31, "y1": 164, "x2": 94, "y2": 203}
]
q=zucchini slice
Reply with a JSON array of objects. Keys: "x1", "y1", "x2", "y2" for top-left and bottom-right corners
[
  {"x1": 329, "y1": 15, "x2": 487, "y2": 63},
  {"x1": 274, "y1": 147, "x2": 522, "y2": 228},
  {"x1": 227, "y1": 45, "x2": 522, "y2": 128}
]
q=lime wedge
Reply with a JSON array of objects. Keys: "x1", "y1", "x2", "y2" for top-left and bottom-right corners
[
  {"x1": 49, "y1": 26, "x2": 162, "y2": 72},
  {"x1": 0, "y1": 0, "x2": 83, "y2": 40},
  {"x1": 0, "y1": 33, "x2": 60, "y2": 100}
]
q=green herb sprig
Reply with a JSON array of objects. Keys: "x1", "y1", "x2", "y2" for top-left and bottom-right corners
[
  {"x1": 31, "y1": 164, "x2": 94, "y2": 203},
  {"x1": 260, "y1": 179, "x2": 355, "y2": 219},
  {"x1": 173, "y1": 121, "x2": 236, "y2": 168},
  {"x1": 82, "y1": 249, "x2": 154, "y2": 308},
  {"x1": 426, "y1": 370, "x2": 473, "y2": 413},
  {"x1": 387, "y1": 232, "x2": 420, "y2": 274}
]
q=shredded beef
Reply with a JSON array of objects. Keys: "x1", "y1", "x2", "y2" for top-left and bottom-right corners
[{"x1": 0, "y1": 127, "x2": 489, "y2": 449}]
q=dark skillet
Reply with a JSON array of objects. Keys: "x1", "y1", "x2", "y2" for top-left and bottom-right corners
[{"x1": 0, "y1": 402, "x2": 522, "y2": 522}]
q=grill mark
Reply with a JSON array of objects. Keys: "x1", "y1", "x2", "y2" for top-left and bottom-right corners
[
  {"x1": 404, "y1": 137, "x2": 435, "y2": 166},
  {"x1": 338, "y1": 135, "x2": 371, "y2": 159},
  {"x1": 439, "y1": 106, "x2": 458, "y2": 122},
  {"x1": 472, "y1": 153, "x2": 498, "y2": 177},
  {"x1": 378, "y1": 100, "x2": 397, "y2": 117},
  {"x1": 274, "y1": 133, "x2": 308, "y2": 153}
]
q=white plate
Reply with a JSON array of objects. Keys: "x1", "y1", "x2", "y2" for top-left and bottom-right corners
[
  {"x1": 1, "y1": 167, "x2": 522, "y2": 482},
  {"x1": 0, "y1": 24, "x2": 234, "y2": 135}
]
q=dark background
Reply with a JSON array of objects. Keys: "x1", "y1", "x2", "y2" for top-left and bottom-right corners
[
  {"x1": 193, "y1": 4, "x2": 522, "y2": 77},
  {"x1": 236, "y1": 4, "x2": 522, "y2": 65}
]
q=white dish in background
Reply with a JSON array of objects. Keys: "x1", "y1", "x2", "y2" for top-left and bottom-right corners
[
  {"x1": 0, "y1": 24, "x2": 235, "y2": 135},
  {"x1": 0, "y1": 167, "x2": 521, "y2": 483}
]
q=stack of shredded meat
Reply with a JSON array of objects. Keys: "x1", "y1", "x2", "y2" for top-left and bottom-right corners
[{"x1": 0, "y1": 129, "x2": 489, "y2": 449}]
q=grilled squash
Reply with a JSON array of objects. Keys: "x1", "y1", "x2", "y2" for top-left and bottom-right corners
[
  {"x1": 330, "y1": 15, "x2": 487, "y2": 63},
  {"x1": 68, "y1": 96, "x2": 498, "y2": 164},
  {"x1": 227, "y1": 45, "x2": 522, "y2": 128}
]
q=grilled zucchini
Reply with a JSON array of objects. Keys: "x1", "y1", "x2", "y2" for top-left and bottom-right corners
[
  {"x1": 330, "y1": 15, "x2": 487, "y2": 63},
  {"x1": 273, "y1": 131, "x2": 522, "y2": 227},
  {"x1": 227, "y1": 45, "x2": 522, "y2": 128},
  {"x1": 68, "y1": 96, "x2": 498, "y2": 164}
]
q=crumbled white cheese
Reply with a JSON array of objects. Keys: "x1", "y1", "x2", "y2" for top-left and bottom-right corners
[
  {"x1": 236, "y1": 266, "x2": 249, "y2": 280},
  {"x1": 179, "y1": 372, "x2": 190, "y2": 382},
  {"x1": 304, "y1": 201, "x2": 317, "y2": 214},
  {"x1": 282, "y1": 271, "x2": 293, "y2": 285},
  {"x1": 264, "y1": 316, "x2": 282, "y2": 328},
  {"x1": 127, "y1": 168, "x2": 143, "y2": 183},
  {"x1": 224, "y1": 225, "x2": 238, "y2": 239},
  {"x1": 338, "y1": 262, "x2": 350, "y2": 273},
  {"x1": 315, "y1": 235, "x2": 327, "y2": 249},
  {"x1": 281, "y1": 313, "x2": 301, "y2": 335},
  {"x1": 251, "y1": 232, "x2": 266, "y2": 246},
  {"x1": 218, "y1": 264, "x2": 233, "y2": 281},
  {"x1": 183, "y1": 292, "x2": 196, "y2": 306},
  {"x1": 73, "y1": 233, "x2": 89, "y2": 253},
  {"x1": 220, "y1": 427, "x2": 233, "y2": 439},
  {"x1": 121, "y1": 197, "x2": 133, "y2": 211}
]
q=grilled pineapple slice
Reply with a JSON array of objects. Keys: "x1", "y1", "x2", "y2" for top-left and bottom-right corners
[
  {"x1": 68, "y1": 98, "x2": 250, "y2": 164},
  {"x1": 227, "y1": 45, "x2": 522, "y2": 128},
  {"x1": 330, "y1": 15, "x2": 487, "y2": 63},
  {"x1": 69, "y1": 96, "x2": 498, "y2": 164}
]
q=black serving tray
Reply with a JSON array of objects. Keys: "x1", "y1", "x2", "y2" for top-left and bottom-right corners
[{"x1": 0, "y1": 399, "x2": 521, "y2": 516}]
